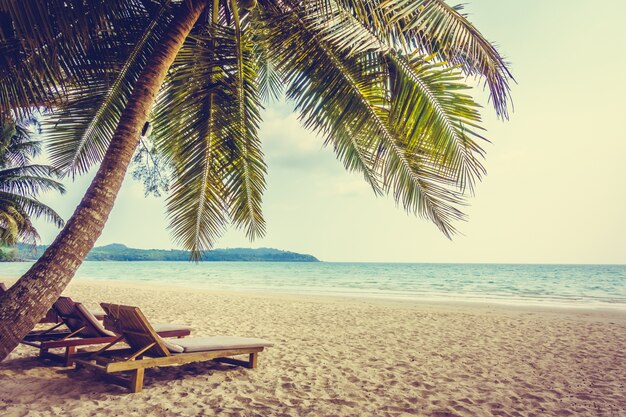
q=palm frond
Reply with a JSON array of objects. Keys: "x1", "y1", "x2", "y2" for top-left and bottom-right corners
[
  {"x1": 154, "y1": 26, "x2": 241, "y2": 259},
  {"x1": 0, "y1": 209, "x2": 19, "y2": 244},
  {"x1": 0, "y1": 192, "x2": 64, "y2": 229},
  {"x1": 44, "y1": 2, "x2": 174, "y2": 175},
  {"x1": 0, "y1": 203, "x2": 40, "y2": 245},
  {"x1": 228, "y1": 2, "x2": 267, "y2": 240},
  {"x1": 0, "y1": 116, "x2": 41, "y2": 166},
  {"x1": 380, "y1": 0, "x2": 514, "y2": 117},
  {"x1": 0, "y1": 0, "x2": 148, "y2": 117},
  {"x1": 298, "y1": 0, "x2": 513, "y2": 117},
  {"x1": 299, "y1": 0, "x2": 487, "y2": 191},
  {"x1": 0, "y1": 114, "x2": 65, "y2": 244},
  {"x1": 249, "y1": 11, "x2": 284, "y2": 103},
  {"x1": 388, "y1": 52, "x2": 486, "y2": 191},
  {"x1": 0, "y1": 165, "x2": 65, "y2": 195},
  {"x1": 301, "y1": 0, "x2": 385, "y2": 56},
  {"x1": 261, "y1": 7, "x2": 383, "y2": 194},
  {"x1": 265, "y1": 5, "x2": 479, "y2": 235}
]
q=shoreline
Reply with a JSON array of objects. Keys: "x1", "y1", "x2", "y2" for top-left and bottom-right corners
[
  {"x1": 73, "y1": 278, "x2": 626, "y2": 317},
  {"x1": 0, "y1": 276, "x2": 626, "y2": 316},
  {"x1": 2, "y1": 261, "x2": 625, "y2": 313},
  {"x1": 0, "y1": 277, "x2": 626, "y2": 322},
  {"x1": 3, "y1": 275, "x2": 626, "y2": 315}
]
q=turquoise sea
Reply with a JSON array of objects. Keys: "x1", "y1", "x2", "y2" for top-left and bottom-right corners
[{"x1": 1, "y1": 262, "x2": 625, "y2": 309}]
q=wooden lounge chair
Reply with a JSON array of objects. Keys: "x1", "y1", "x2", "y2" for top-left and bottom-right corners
[
  {"x1": 22, "y1": 297, "x2": 192, "y2": 366},
  {"x1": 74, "y1": 303, "x2": 273, "y2": 393}
]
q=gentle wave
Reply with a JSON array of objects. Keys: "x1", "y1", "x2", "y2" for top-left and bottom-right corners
[{"x1": 1, "y1": 261, "x2": 625, "y2": 308}]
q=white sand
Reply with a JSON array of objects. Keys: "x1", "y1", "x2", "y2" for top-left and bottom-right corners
[{"x1": 1, "y1": 279, "x2": 625, "y2": 416}]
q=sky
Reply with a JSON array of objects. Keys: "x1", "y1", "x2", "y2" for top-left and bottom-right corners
[{"x1": 30, "y1": 0, "x2": 626, "y2": 264}]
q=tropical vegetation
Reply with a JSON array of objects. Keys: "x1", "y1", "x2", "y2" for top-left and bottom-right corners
[
  {"x1": 10, "y1": 242, "x2": 318, "y2": 262},
  {"x1": 0, "y1": 0, "x2": 512, "y2": 360},
  {"x1": 0, "y1": 116, "x2": 64, "y2": 246}
]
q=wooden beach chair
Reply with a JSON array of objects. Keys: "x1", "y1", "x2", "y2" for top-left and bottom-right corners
[
  {"x1": 74, "y1": 303, "x2": 273, "y2": 393},
  {"x1": 22, "y1": 297, "x2": 192, "y2": 366}
]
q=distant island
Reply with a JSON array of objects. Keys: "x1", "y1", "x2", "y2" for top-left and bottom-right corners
[{"x1": 1, "y1": 243, "x2": 320, "y2": 262}]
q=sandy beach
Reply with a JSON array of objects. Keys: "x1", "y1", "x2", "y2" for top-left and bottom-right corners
[{"x1": 0, "y1": 279, "x2": 625, "y2": 417}]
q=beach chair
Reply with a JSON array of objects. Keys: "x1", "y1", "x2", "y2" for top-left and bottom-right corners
[
  {"x1": 22, "y1": 297, "x2": 192, "y2": 366},
  {"x1": 74, "y1": 303, "x2": 273, "y2": 393}
]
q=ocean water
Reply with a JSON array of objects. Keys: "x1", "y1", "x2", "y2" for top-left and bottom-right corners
[{"x1": 1, "y1": 262, "x2": 625, "y2": 309}]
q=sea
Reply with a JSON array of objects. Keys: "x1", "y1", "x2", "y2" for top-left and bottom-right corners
[{"x1": 1, "y1": 262, "x2": 625, "y2": 309}]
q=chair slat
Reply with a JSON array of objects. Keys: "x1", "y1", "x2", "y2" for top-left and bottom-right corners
[{"x1": 100, "y1": 303, "x2": 171, "y2": 357}]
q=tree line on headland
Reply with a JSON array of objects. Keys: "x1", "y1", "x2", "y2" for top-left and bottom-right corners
[{"x1": 1, "y1": 243, "x2": 319, "y2": 262}]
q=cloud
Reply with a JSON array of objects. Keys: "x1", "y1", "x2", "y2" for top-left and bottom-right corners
[{"x1": 260, "y1": 101, "x2": 326, "y2": 162}]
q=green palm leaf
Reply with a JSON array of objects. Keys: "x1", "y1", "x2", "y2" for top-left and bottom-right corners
[
  {"x1": 228, "y1": 2, "x2": 267, "y2": 240},
  {"x1": 0, "y1": 0, "x2": 143, "y2": 117},
  {"x1": 0, "y1": 208, "x2": 20, "y2": 244},
  {"x1": 266, "y1": 5, "x2": 481, "y2": 235},
  {"x1": 251, "y1": 20, "x2": 284, "y2": 103},
  {"x1": 154, "y1": 26, "x2": 239, "y2": 259},
  {"x1": 387, "y1": 52, "x2": 486, "y2": 191},
  {"x1": 45, "y1": 2, "x2": 174, "y2": 175},
  {"x1": 380, "y1": 0, "x2": 513, "y2": 117},
  {"x1": 0, "y1": 116, "x2": 64, "y2": 245},
  {"x1": 301, "y1": 0, "x2": 487, "y2": 190},
  {"x1": 0, "y1": 192, "x2": 64, "y2": 229}
]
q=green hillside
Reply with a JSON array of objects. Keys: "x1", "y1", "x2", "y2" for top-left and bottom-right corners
[{"x1": 2, "y1": 243, "x2": 319, "y2": 262}]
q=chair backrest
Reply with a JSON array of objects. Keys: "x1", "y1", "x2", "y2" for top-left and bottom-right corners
[
  {"x1": 53, "y1": 297, "x2": 114, "y2": 338},
  {"x1": 0, "y1": 282, "x2": 7, "y2": 294},
  {"x1": 100, "y1": 303, "x2": 170, "y2": 358}
]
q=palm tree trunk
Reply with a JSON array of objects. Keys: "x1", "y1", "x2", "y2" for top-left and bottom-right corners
[{"x1": 0, "y1": 1, "x2": 205, "y2": 361}]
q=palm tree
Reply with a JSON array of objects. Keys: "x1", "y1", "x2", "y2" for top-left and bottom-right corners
[
  {"x1": 0, "y1": 0, "x2": 513, "y2": 360},
  {"x1": 0, "y1": 116, "x2": 65, "y2": 246}
]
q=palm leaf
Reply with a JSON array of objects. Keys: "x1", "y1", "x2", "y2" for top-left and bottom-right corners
[
  {"x1": 298, "y1": 0, "x2": 513, "y2": 117},
  {"x1": 0, "y1": 165, "x2": 65, "y2": 195},
  {"x1": 387, "y1": 52, "x2": 486, "y2": 191},
  {"x1": 0, "y1": 208, "x2": 19, "y2": 244},
  {"x1": 0, "y1": 0, "x2": 146, "y2": 117},
  {"x1": 228, "y1": 1, "x2": 267, "y2": 240},
  {"x1": 153, "y1": 26, "x2": 240, "y2": 259},
  {"x1": 300, "y1": 0, "x2": 487, "y2": 191},
  {"x1": 44, "y1": 1, "x2": 174, "y2": 175},
  {"x1": 380, "y1": 0, "x2": 514, "y2": 117},
  {"x1": 264, "y1": 5, "x2": 479, "y2": 235},
  {"x1": 248, "y1": 11, "x2": 284, "y2": 103},
  {"x1": 0, "y1": 116, "x2": 41, "y2": 166},
  {"x1": 261, "y1": 7, "x2": 383, "y2": 194},
  {"x1": 0, "y1": 192, "x2": 64, "y2": 228}
]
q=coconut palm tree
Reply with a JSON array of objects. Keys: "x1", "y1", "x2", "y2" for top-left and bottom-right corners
[
  {"x1": 0, "y1": 0, "x2": 513, "y2": 360},
  {"x1": 0, "y1": 116, "x2": 65, "y2": 246}
]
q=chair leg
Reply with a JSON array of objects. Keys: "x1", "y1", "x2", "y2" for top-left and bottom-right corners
[
  {"x1": 39, "y1": 347, "x2": 49, "y2": 358},
  {"x1": 248, "y1": 352, "x2": 258, "y2": 369},
  {"x1": 64, "y1": 346, "x2": 76, "y2": 367},
  {"x1": 129, "y1": 368, "x2": 145, "y2": 393}
]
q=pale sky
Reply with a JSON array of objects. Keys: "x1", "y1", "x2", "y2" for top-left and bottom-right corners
[{"x1": 31, "y1": 1, "x2": 626, "y2": 263}]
